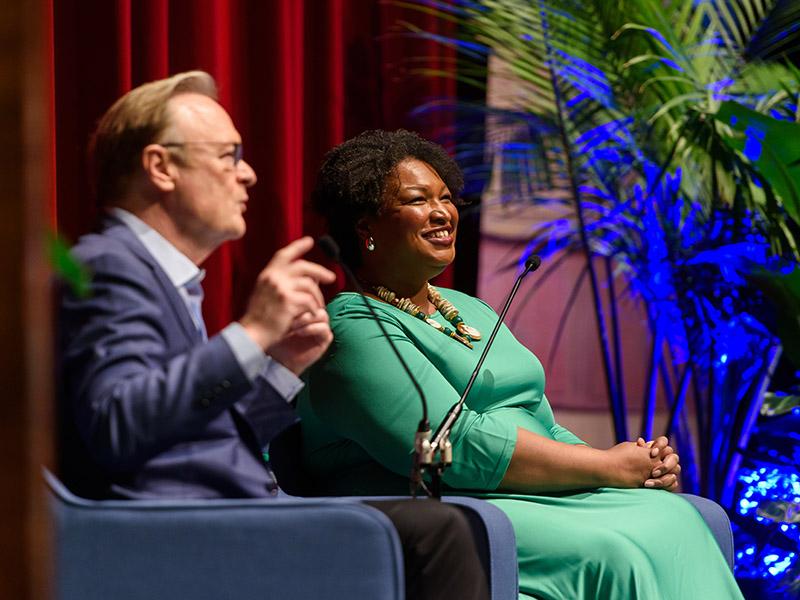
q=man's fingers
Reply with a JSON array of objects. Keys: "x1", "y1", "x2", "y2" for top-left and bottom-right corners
[
  {"x1": 268, "y1": 238, "x2": 337, "y2": 284},
  {"x1": 287, "y1": 311, "x2": 316, "y2": 330},
  {"x1": 286, "y1": 320, "x2": 333, "y2": 341},
  {"x1": 291, "y1": 290, "x2": 325, "y2": 318},
  {"x1": 287, "y1": 259, "x2": 336, "y2": 284},
  {"x1": 288, "y1": 309, "x2": 329, "y2": 332},
  {"x1": 269, "y1": 236, "x2": 315, "y2": 266},
  {"x1": 269, "y1": 257, "x2": 335, "y2": 286},
  {"x1": 293, "y1": 276, "x2": 327, "y2": 310}
]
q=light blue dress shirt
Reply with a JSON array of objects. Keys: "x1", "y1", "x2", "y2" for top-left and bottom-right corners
[{"x1": 110, "y1": 208, "x2": 303, "y2": 402}]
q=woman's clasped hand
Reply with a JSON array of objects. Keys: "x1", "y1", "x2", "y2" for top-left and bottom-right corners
[
  {"x1": 640, "y1": 435, "x2": 682, "y2": 490},
  {"x1": 604, "y1": 436, "x2": 681, "y2": 491}
]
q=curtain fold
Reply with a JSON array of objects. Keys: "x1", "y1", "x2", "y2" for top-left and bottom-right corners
[{"x1": 52, "y1": 0, "x2": 455, "y2": 334}]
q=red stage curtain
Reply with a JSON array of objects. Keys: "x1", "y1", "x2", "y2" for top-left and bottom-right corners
[{"x1": 51, "y1": 0, "x2": 455, "y2": 334}]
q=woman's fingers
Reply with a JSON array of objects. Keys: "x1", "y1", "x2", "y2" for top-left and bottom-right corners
[
  {"x1": 651, "y1": 453, "x2": 680, "y2": 478},
  {"x1": 649, "y1": 436, "x2": 669, "y2": 458},
  {"x1": 644, "y1": 473, "x2": 678, "y2": 490}
]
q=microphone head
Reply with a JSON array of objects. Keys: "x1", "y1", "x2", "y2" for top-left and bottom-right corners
[
  {"x1": 524, "y1": 255, "x2": 542, "y2": 273},
  {"x1": 317, "y1": 235, "x2": 341, "y2": 261}
]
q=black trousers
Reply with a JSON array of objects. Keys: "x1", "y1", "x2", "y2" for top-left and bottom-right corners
[{"x1": 366, "y1": 499, "x2": 490, "y2": 600}]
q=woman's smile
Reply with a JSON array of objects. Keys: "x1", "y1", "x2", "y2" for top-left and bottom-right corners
[{"x1": 421, "y1": 226, "x2": 454, "y2": 245}]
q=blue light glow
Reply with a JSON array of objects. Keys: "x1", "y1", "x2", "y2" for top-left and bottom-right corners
[
  {"x1": 743, "y1": 125, "x2": 766, "y2": 161},
  {"x1": 733, "y1": 463, "x2": 800, "y2": 588}
]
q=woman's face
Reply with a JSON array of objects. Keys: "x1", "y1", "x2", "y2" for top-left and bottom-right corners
[{"x1": 362, "y1": 158, "x2": 459, "y2": 287}]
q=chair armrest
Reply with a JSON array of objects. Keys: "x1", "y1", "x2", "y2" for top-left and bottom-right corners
[
  {"x1": 442, "y1": 496, "x2": 519, "y2": 600},
  {"x1": 46, "y1": 471, "x2": 404, "y2": 600},
  {"x1": 678, "y1": 493, "x2": 734, "y2": 570},
  {"x1": 350, "y1": 494, "x2": 518, "y2": 600},
  {"x1": 270, "y1": 423, "x2": 519, "y2": 598}
]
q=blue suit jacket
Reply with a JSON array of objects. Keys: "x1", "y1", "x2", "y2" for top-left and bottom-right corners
[{"x1": 57, "y1": 218, "x2": 298, "y2": 499}]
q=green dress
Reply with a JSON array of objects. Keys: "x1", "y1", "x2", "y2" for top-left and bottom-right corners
[{"x1": 297, "y1": 289, "x2": 744, "y2": 600}]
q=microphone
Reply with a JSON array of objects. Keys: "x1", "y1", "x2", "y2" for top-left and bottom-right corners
[
  {"x1": 316, "y1": 235, "x2": 433, "y2": 496},
  {"x1": 426, "y1": 254, "x2": 541, "y2": 497}
]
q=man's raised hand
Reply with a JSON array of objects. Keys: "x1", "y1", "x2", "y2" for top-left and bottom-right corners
[{"x1": 239, "y1": 236, "x2": 336, "y2": 351}]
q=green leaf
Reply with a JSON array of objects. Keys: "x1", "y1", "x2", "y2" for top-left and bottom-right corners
[
  {"x1": 750, "y1": 265, "x2": 800, "y2": 368},
  {"x1": 756, "y1": 499, "x2": 800, "y2": 524},
  {"x1": 49, "y1": 233, "x2": 91, "y2": 298},
  {"x1": 760, "y1": 392, "x2": 800, "y2": 417},
  {"x1": 713, "y1": 100, "x2": 800, "y2": 225}
]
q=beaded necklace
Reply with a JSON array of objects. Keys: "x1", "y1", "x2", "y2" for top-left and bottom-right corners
[{"x1": 373, "y1": 283, "x2": 482, "y2": 349}]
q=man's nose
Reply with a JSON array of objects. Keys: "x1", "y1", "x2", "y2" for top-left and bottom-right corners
[{"x1": 237, "y1": 159, "x2": 257, "y2": 187}]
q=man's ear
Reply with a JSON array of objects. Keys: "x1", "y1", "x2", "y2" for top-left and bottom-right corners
[{"x1": 141, "y1": 144, "x2": 176, "y2": 192}]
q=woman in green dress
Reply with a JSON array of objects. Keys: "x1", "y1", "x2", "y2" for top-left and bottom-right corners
[{"x1": 297, "y1": 129, "x2": 744, "y2": 599}]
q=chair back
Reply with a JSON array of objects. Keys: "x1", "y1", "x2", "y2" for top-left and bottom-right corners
[{"x1": 45, "y1": 468, "x2": 407, "y2": 600}]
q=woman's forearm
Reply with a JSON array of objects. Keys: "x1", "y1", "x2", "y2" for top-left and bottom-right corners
[
  {"x1": 498, "y1": 427, "x2": 608, "y2": 493},
  {"x1": 498, "y1": 427, "x2": 659, "y2": 493}
]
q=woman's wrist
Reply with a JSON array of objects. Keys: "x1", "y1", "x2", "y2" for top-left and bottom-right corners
[
  {"x1": 564, "y1": 444, "x2": 615, "y2": 488},
  {"x1": 586, "y1": 447, "x2": 617, "y2": 488}
]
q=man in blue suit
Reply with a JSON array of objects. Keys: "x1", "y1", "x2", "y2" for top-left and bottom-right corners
[{"x1": 57, "y1": 71, "x2": 489, "y2": 600}]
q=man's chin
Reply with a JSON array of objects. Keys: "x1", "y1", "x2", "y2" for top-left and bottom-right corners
[{"x1": 227, "y1": 219, "x2": 247, "y2": 241}]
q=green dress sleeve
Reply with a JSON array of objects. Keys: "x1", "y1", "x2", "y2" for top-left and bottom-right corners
[
  {"x1": 308, "y1": 297, "x2": 518, "y2": 491},
  {"x1": 541, "y1": 394, "x2": 588, "y2": 445}
]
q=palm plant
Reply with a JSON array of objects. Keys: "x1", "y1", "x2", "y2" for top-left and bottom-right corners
[
  {"x1": 405, "y1": 0, "x2": 800, "y2": 593},
  {"x1": 615, "y1": 0, "x2": 800, "y2": 255},
  {"x1": 404, "y1": 0, "x2": 800, "y2": 492}
]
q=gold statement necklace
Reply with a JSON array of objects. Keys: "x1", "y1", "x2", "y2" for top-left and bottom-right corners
[{"x1": 373, "y1": 283, "x2": 482, "y2": 349}]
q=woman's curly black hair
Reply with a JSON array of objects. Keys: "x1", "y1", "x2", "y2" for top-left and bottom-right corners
[{"x1": 311, "y1": 129, "x2": 464, "y2": 267}]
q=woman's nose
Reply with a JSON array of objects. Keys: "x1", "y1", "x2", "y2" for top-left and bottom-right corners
[{"x1": 429, "y1": 202, "x2": 450, "y2": 222}]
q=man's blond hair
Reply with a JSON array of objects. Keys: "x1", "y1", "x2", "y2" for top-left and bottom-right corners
[{"x1": 90, "y1": 70, "x2": 218, "y2": 204}]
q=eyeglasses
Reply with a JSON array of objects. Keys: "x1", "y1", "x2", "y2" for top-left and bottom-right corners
[{"x1": 160, "y1": 142, "x2": 244, "y2": 166}]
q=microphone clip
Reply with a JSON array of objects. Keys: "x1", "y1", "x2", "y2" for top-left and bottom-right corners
[{"x1": 410, "y1": 420, "x2": 433, "y2": 497}]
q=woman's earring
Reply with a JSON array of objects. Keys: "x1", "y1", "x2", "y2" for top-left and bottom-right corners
[{"x1": 365, "y1": 236, "x2": 376, "y2": 252}]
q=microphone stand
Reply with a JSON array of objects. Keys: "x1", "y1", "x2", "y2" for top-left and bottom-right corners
[
  {"x1": 425, "y1": 256, "x2": 541, "y2": 499},
  {"x1": 316, "y1": 236, "x2": 433, "y2": 498}
]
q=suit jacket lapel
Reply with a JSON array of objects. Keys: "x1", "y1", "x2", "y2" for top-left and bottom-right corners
[
  {"x1": 102, "y1": 217, "x2": 275, "y2": 450},
  {"x1": 101, "y1": 217, "x2": 201, "y2": 345}
]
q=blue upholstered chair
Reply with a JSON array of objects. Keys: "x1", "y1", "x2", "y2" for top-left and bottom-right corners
[
  {"x1": 48, "y1": 426, "x2": 733, "y2": 600},
  {"x1": 46, "y1": 469, "x2": 518, "y2": 600},
  {"x1": 676, "y1": 493, "x2": 735, "y2": 570},
  {"x1": 268, "y1": 423, "x2": 736, "y2": 574}
]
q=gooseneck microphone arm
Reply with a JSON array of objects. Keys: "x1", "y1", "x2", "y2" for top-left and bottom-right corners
[
  {"x1": 316, "y1": 236, "x2": 433, "y2": 496},
  {"x1": 427, "y1": 255, "x2": 542, "y2": 498}
]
